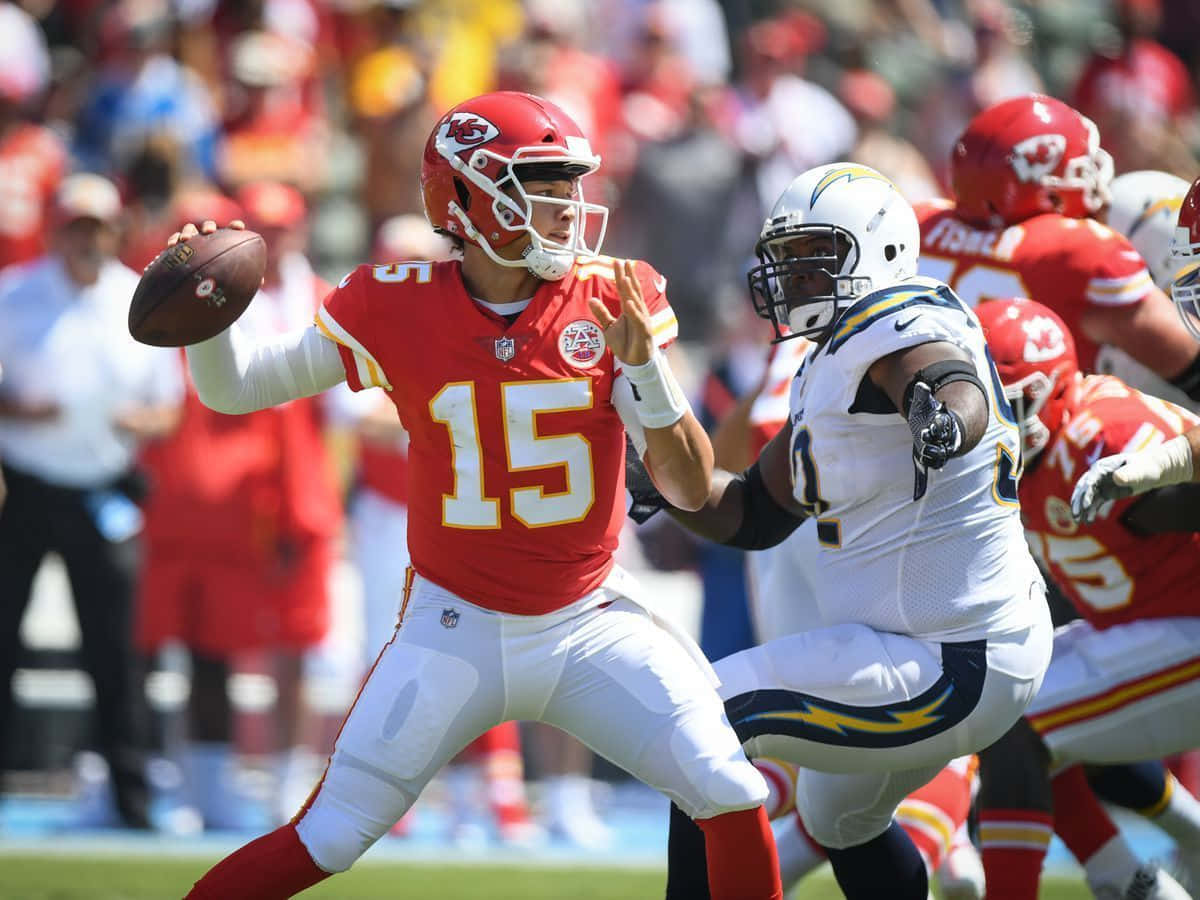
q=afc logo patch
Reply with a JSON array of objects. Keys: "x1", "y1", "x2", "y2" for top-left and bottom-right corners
[
  {"x1": 559, "y1": 319, "x2": 606, "y2": 368},
  {"x1": 440, "y1": 608, "x2": 460, "y2": 629},
  {"x1": 438, "y1": 112, "x2": 500, "y2": 155}
]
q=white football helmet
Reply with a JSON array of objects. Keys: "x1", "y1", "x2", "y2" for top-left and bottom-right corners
[
  {"x1": 748, "y1": 163, "x2": 919, "y2": 342},
  {"x1": 1106, "y1": 170, "x2": 1190, "y2": 290}
]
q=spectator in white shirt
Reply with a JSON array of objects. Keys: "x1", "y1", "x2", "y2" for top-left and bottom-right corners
[{"x1": 0, "y1": 173, "x2": 183, "y2": 829}]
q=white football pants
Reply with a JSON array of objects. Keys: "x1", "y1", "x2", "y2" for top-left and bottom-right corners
[
  {"x1": 1028, "y1": 616, "x2": 1200, "y2": 763},
  {"x1": 718, "y1": 575, "x2": 1051, "y2": 849},
  {"x1": 294, "y1": 565, "x2": 767, "y2": 872}
]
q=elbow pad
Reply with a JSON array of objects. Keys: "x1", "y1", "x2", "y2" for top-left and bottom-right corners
[{"x1": 724, "y1": 462, "x2": 807, "y2": 550}]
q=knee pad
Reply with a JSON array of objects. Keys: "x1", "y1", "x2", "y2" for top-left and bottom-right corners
[
  {"x1": 799, "y1": 805, "x2": 894, "y2": 851},
  {"x1": 295, "y1": 754, "x2": 417, "y2": 872},
  {"x1": 690, "y1": 755, "x2": 768, "y2": 820}
]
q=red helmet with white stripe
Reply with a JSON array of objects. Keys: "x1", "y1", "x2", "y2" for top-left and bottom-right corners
[
  {"x1": 977, "y1": 297, "x2": 1079, "y2": 460},
  {"x1": 951, "y1": 94, "x2": 1113, "y2": 228},
  {"x1": 1170, "y1": 176, "x2": 1200, "y2": 340},
  {"x1": 420, "y1": 91, "x2": 609, "y2": 281}
]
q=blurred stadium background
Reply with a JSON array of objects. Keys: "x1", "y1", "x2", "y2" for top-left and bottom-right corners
[{"x1": 1, "y1": 0, "x2": 1198, "y2": 896}]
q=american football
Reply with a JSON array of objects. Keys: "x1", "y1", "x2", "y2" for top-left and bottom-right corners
[{"x1": 128, "y1": 228, "x2": 266, "y2": 347}]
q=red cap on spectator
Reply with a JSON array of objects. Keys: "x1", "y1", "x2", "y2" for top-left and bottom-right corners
[
  {"x1": 53, "y1": 173, "x2": 122, "y2": 225},
  {"x1": 236, "y1": 182, "x2": 306, "y2": 230},
  {"x1": 839, "y1": 70, "x2": 895, "y2": 123}
]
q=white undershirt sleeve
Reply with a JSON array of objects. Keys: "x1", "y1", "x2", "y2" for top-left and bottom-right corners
[{"x1": 185, "y1": 323, "x2": 348, "y2": 414}]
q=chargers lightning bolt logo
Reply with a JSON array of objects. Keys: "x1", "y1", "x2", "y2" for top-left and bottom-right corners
[
  {"x1": 810, "y1": 165, "x2": 896, "y2": 207},
  {"x1": 740, "y1": 685, "x2": 953, "y2": 736}
]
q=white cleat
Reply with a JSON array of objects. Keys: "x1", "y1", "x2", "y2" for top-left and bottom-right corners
[
  {"x1": 935, "y1": 830, "x2": 986, "y2": 900},
  {"x1": 1094, "y1": 863, "x2": 1194, "y2": 900}
]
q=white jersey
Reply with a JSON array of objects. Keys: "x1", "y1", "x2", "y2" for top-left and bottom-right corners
[{"x1": 787, "y1": 275, "x2": 1039, "y2": 642}]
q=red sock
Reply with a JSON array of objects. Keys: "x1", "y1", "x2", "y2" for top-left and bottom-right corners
[
  {"x1": 186, "y1": 824, "x2": 330, "y2": 899},
  {"x1": 979, "y1": 808, "x2": 1053, "y2": 900},
  {"x1": 896, "y1": 762, "x2": 975, "y2": 872},
  {"x1": 792, "y1": 809, "x2": 828, "y2": 860},
  {"x1": 462, "y1": 723, "x2": 530, "y2": 827},
  {"x1": 697, "y1": 805, "x2": 783, "y2": 900},
  {"x1": 1052, "y1": 765, "x2": 1119, "y2": 863}
]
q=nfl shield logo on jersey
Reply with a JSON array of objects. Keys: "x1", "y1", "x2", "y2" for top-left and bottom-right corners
[
  {"x1": 440, "y1": 608, "x2": 460, "y2": 629},
  {"x1": 494, "y1": 336, "x2": 516, "y2": 361}
]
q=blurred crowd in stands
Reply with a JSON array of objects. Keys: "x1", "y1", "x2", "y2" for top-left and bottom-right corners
[{"x1": 1, "y1": 0, "x2": 1198, "y2": 844}]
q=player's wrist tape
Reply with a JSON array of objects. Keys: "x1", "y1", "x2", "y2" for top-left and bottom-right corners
[
  {"x1": 1113, "y1": 434, "x2": 1194, "y2": 493},
  {"x1": 620, "y1": 350, "x2": 690, "y2": 429}
]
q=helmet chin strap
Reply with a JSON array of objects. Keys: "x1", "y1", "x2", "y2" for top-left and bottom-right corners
[{"x1": 448, "y1": 201, "x2": 575, "y2": 281}]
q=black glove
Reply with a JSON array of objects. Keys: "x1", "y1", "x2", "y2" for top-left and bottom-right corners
[
  {"x1": 908, "y1": 382, "x2": 965, "y2": 500},
  {"x1": 625, "y1": 436, "x2": 671, "y2": 524},
  {"x1": 908, "y1": 382, "x2": 964, "y2": 470}
]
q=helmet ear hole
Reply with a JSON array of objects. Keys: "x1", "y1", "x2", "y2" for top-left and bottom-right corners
[
  {"x1": 454, "y1": 177, "x2": 471, "y2": 211},
  {"x1": 884, "y1": 244, "x2": 897, "y2": 262}
]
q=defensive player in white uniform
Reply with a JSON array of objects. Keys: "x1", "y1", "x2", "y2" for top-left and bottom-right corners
[{"x1": 654, "y1": 164, "x2": 1053, "y2": 899}]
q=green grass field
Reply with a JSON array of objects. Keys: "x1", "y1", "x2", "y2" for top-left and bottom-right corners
[{"x1": 0, "y1": 855, "x2": 1095, "y2": 899}]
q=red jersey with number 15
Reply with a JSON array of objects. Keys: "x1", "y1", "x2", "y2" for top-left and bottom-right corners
[
  {"x1": 316, "y1": 257, "x2": 678, "y2": 615},
  {"x1": 1021, "y1": 374, "x2": 1200, "y2": 630},
  {"x1": 915, "y1": 200, "x2": 1154, "y2": 371}
]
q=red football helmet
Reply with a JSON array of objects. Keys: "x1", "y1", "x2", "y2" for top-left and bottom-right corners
[
  {"x1": 420, "y1": 91, "x2": 609, "y2": 281},
  {"x1": 951, "y1": 94, "x2": 1113, "y2": 228},
  {"x1": 1170, "y1": 175, "x2": 1200, "y2": 340},
  {"x1": 977, "y1": 297, "x2": 1080, "y2": 460}
]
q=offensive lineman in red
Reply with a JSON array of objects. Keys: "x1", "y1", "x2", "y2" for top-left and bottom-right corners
[
  {"x1": 176, "y1": 92, "x2": 781, "y2": 899},
  {"x1": 976, "y1": 297, "x2": 1200, "y2": 899},
  {"x1": 915, "y1": 94, "x2": 1200, "y2": 395}
]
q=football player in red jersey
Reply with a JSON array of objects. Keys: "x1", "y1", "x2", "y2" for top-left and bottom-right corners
[
  {"x1": 915, "y1": 94, "x2": 1200, "y2": 396},
  {"x1": 172, "y1": 91, "x2": 781, "y2": 900},
  {"x1": 1073, "y1": 173, "x2": 1200, "y2": 518},
  {"x1": 977, "y1": 297, "x2": 1200, "y2": 899}
]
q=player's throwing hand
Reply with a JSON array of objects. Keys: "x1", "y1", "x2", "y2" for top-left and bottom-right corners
[
  {"x1": 590, "y1": 260, "x2": 653, "y2": 366},
  {"x1": 167, "y1": 219, "x2": 245, "y2": 247}
]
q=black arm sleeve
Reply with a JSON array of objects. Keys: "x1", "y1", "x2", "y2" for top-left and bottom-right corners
[
  {"x1": 901, "y1": 359, "x2": 987, "y2": 416},
  {"x1": 1168, "y1": 350, "x2": 1200, "y2": 403},
  {"x1": 722, "y1": 461, "x2": 808, "y2": 551},
  {"x1": 1120, "y1": 483, "x2": 1200, "y2": 535}
]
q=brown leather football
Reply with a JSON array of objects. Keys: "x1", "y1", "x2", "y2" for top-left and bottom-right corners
[{"x1": 128, "y1": 228, "x2": 267, "y2": 347}]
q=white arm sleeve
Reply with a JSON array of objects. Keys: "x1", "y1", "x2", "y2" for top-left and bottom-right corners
[
  {"x1": 611, "y1": 373, "x2": 648, "y2": 456},
  {"x1": 185, "y1": 323, "x2": 348, "y2": 414}
]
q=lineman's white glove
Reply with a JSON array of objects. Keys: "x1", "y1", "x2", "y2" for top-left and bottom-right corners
[{"x1": 1070, "y1": 454, "x2": 1131, "y2": 524}]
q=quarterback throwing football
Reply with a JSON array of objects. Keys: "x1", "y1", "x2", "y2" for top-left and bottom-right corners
[{"x1": 178, "y1": 92, "x2": 782, "y2": 900}]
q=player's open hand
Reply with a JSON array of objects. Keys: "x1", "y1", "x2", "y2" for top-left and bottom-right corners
[
  {"x1": 1070, "y1": 453, "x2": 1131, "y2": 523},
  {"x1": 167, "y1": 219, "x2": 246, "y2": 247},
  {"x1": 589, "y1": 260, "x2": 654, "y2": 367}
]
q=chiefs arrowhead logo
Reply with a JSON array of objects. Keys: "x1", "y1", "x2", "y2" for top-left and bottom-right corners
[
  {"x1": 1021, "y1": 315, "x2": 1066, "y2": 363},
  {"x1": 1010, "y1": 134, "x2": 1066, "y2": 183},
  {"x1": 439, "y1": 113, "x2": 500, "y2": 155}
]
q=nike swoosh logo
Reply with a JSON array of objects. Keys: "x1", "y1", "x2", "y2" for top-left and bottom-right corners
[
  {"x1": 653, "y1": 275, "x2": 667, "y2": 294},
  {"x1": 894, "y1": 316, "x2": 919, "y2": 331}
]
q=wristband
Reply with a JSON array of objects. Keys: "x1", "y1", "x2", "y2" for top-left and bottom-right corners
[
  {"x1": 1113, "y1": 434, "x2": 1193, "y2": 493},
  {"x1": 620, "y1": 350, "x2": 690, "y2": 429}
]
